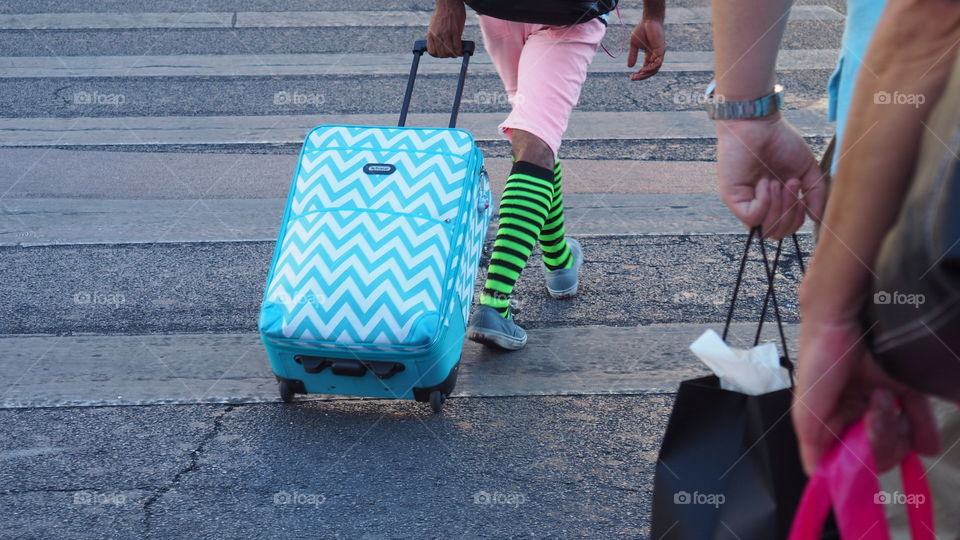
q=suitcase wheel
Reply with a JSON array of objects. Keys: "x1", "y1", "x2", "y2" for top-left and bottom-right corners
[
  {"x1": 279, "y1": 380, "x2": 296, "y2": 403},
  {"x1": 429, "y1": 390, "x2": 445, "y2": 413}
]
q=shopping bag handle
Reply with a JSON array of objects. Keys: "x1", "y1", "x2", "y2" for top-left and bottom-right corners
[
  {"x1": 788, "y1": 418, "x2": 934, "y2": 540},
  {"x1": 722, "y1": 227, "x2": 804, "y2": 374}
]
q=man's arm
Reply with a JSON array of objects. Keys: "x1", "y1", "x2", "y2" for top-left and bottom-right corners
[
  {"x1": 793, "y1": 0, "x2": 960, "y2": 474},
  {"x1": 712, "y1": 0, "x2": 790, "y2": 101},
  {"x1": 710, "y1": 0, "x2": 825, "y2": 238},
  {"x1": 799, "y1": 0, "x2": 960, "y2": 319}
]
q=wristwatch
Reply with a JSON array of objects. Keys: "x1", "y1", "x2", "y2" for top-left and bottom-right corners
[{"x1": 704, "y1": 81, "x2": 784, "y2": 120}]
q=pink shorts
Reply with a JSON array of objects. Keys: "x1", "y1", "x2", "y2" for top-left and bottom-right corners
[{"x1": 478, "y1": 16, "x2": 606, "y2": 157}]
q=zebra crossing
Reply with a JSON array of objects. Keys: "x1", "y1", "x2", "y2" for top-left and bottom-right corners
[
  {"x1": 0, "y1": 1, "x2": 837, "y2": 406},
  {"x1": 0, "y1": 3, "x2": 846, "y2": 536}
]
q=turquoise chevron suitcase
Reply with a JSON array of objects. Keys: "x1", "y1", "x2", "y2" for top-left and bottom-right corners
[{"x1": 259, "y1": 41, "x2": 490, "y2": 412}]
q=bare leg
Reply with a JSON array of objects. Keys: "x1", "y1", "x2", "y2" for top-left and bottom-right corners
[{"x1": 510, "y1": 129, "x2": 554, "y2": 170}]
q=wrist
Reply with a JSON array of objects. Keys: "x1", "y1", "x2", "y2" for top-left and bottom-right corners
[
  {"x1": 716, "y1": 110, "x2": 782, "y2": 128},
  {"x1": 642, "y1": 0, "x2": 666, "y2": 21},
  {"x1": 798, "y1": 268, "x2": 870, "y2": 323},
  {"x1": 434, "y1": 0, "x2": 465, "y2": 15},
  {"x1": 715, "y1": 111, "x2": 782, "y2": 140},
  {"x1": 706, "y1": 83, "x2": 784, "y2": 121}
]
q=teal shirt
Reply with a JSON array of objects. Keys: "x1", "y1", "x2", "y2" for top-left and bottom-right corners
[{"x1": 827, "y1": 0, "x2": 887, "y2": 171}]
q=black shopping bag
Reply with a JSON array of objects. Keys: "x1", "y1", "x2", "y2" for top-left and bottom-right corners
[{"x1": 650, "y1": 230, "x2": 830, "y2": 540}]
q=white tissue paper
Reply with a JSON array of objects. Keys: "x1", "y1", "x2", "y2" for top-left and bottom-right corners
[{"x1": 689, "y1": 329, "x2": 792, "y2": 395}]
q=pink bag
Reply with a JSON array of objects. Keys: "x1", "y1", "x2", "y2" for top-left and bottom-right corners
[{"x1": 788, "y1": 418, "x2": 935, "y2": 540}]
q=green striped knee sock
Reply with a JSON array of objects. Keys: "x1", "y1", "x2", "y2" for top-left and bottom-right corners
[
  {"x1": 539, "y1": 161, "x2": 574, "y2": 271},
  {"x1": 480, "y1": 161, "x2": 555, "y2": 317}
]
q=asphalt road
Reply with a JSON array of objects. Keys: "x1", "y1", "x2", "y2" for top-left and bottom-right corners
[
  {"x1": 0, "y1": 234, "x2": 809, "y2": 335},
  {"x1": 0, "y1": 1, "x2": 845, "y2": 538},
  {"x1": 1, "y1": 396, "x2": 674, "y2": 538}
]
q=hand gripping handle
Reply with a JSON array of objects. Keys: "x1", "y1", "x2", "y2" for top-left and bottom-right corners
[{"x1": 398, "y1": 40, "x2": 475, "y2": 128}]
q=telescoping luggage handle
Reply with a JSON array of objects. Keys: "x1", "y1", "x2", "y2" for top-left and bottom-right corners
[{"x1": 399, "y1": 40, "x2": 476, "y2": 129}]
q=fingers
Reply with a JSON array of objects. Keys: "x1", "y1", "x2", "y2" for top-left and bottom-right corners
[
  {"x1": 627, "y1": 31, "x2": 666, "y2": 81},
  {"x1": 801, "y1": 166, "x2": 829, "y2": 224},
  {"x1": 771, "y1": 179, "x2": 805, "y2": 239},
  {"x1": 426, "y1": 37, "x2": 449, "y2": 58},
  {"x1": 628, "y1": 24, "x2": 665, "y2": 80},
  {"x1": 794, "y1": 397, "x2": 851, "y2": 476},
  {"x1": 630, "y1": 48, "x2": 664, "y2": 80},
  {"x1": 793, "y1": 326, "x2": 863, "y2": 475},
  {"x1": 786, "y1": 179, "x2": 806, "y2": 235},
  {"x1": 867, "y1": 387, "x2": 941, "y2": 472},
  {"x1": 868, "y1": 388, "x2": 912, "y2": 472},
  {"x1": 628, "y1": 23, "x2": 644, "y2": 69},
  {"x1": 761, "y1": 179, "x2": 783, "y2": 239},
  {"x1": 426, "y1": 33, "x2": 460, "y2": 58},
  {"x1": 757, "y1": 178, "x2": 806, "y2": 239},
  {"x1": 900, "y1": 390, "x2": 942, "y2": 456},
  {"x1": 630, "y1": 56, "x2": 664, "y2": 81},
  {"x1": 725, "y1": 176, "x2": 769, "y2": 227}
]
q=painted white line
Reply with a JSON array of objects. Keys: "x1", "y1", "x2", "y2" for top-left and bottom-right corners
[
  {"x1": 0, "y1": 194, "x2": 774, "y2": 246},
  {"x1": 0, "y1": 151, "x2": 719, "y2": 199},
  {"x1": 0, "y1": 324, "x2": 798, "y2": 407},
  {"x1": 0, "y1": 49, "x2": 838, "y2": 78},
  {"x1": 0, "y1": 6, "x2": 842, "y2": 30},
  {"x1": 0, "y1": 109, "x2": 832, "y2": 147}
]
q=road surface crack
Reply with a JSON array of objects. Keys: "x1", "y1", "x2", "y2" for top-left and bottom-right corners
[{"x1": 141, "y1": 405, "x2": 234, "y2": 534}]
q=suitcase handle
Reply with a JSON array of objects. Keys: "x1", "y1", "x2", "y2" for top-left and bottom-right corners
[
  {"x1": 294, "y1": 355, "x2": 405, "y2": 380},
  {"x1": 398, "y1": 40, "x2": 475, "y2": 129}
]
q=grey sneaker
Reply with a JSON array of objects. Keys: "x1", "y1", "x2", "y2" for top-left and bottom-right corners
[
  {"x1": 544, "y1": 237, "x2": 583, "y2": 299},
  {"x1": 467, "y1": 305, "x2": 527, "y2": 351}
]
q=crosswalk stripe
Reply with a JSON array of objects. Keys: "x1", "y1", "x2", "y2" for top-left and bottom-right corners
[
  {"x1": 0, "y1": 324, "x2": 797, "y2": 408},
  {"x1": 0, "y1": 49, "x2": 838, "y2": 78},
  {"x1": 0, "y1": 151, "x2": 718, "y2": 199},
  {"x1": 1, "y1": 194, "x2": 780, "y2": 246},
  {"x1": 0, "y1": 6, "x2": 841, "y2": 30},
  {"x1": 0, "y1": 109, "x2": 832, "y2": 147}
]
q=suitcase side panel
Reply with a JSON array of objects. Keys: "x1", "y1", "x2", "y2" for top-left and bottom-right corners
[
  {"x1": 304, "y1": 125, "x2": 475, "y2": 156},
  {"x1": 261, "y1": 295, "x2": 467, "y2": 400},
  {"x1": 261, "y1": 210, "x2": 453, "y2": 346},
  {"x1": 259, "y1": 126, "x2": 484, "y2": 400},
  {"x1": 260, "y1": 125, "x2": 478, "y2": 351},
  {"x1": 448, "y1": 149, "x2": 491, "y2": 328}
]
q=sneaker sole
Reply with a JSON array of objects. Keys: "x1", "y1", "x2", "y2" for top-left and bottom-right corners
[
  {"x1": 546, "y1": 260, "x2": 582, "y2": 299},
  {"x1": 468, "y1": 329, "x2": 527, "y2": 351},
  {"x1": 546, "y1": 283, "x2": 579, "y2": 300},
  {"x1": 545, "y1": 240, "x2": 582, "y2": 300}
]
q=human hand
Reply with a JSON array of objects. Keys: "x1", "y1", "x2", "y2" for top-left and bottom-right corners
[
  {"x1": 791, "y1": 300, "x2": 941, "y2": 475},
  {"x1": 716, "y1": 114, "x2": 826, "y2": 239},
  {"x1": 427, "y1": 0, "x2": 466, "y2": 58},
  {"x1": 627, "y1": 17, "x2": 665, "y2": 81}
]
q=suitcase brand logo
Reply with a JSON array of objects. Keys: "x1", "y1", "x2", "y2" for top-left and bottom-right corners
[{"x1": 363, "y1": 163, "x2": 396, "y2": 175}]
